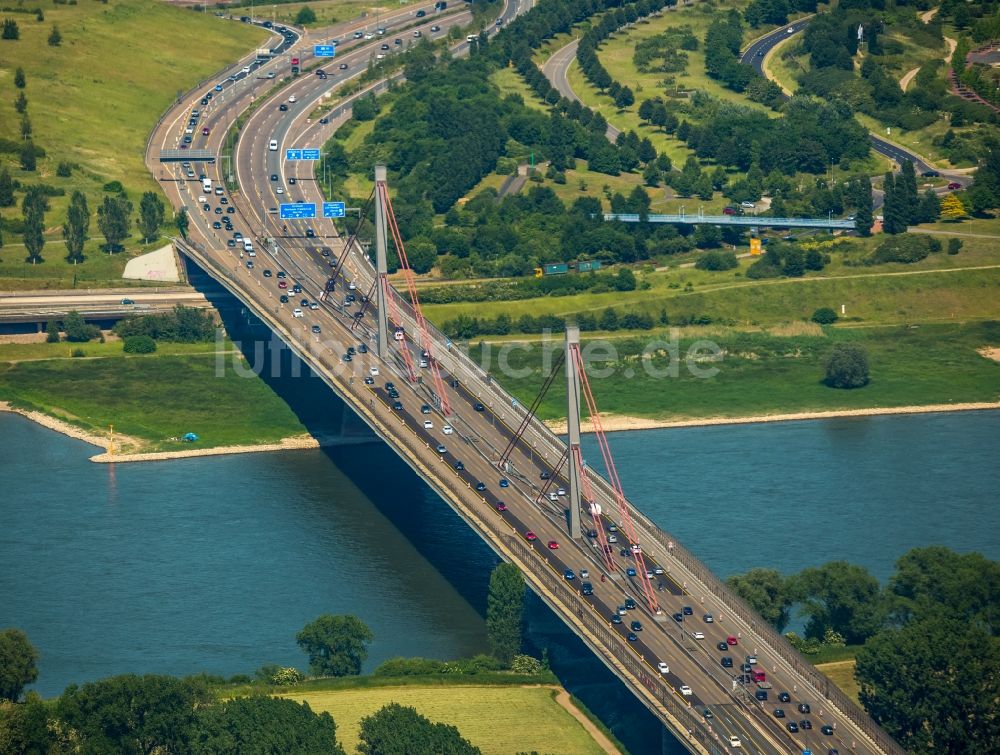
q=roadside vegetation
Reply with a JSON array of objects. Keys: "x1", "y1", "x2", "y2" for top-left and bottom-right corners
[{"x1": 0, "y1": 0, "x2": 264, "y2": 289}]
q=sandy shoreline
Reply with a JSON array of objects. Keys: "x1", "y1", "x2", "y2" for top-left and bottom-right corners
[
  {"x1": 542, "y1": 403, "x2": 1000, "y2": 435},
  {"x1": 3, "y1": 400, "x2": 998, "y2": 463},
  {"x1": 0, "y1": 401, "x2": 326, "y2": 463}
]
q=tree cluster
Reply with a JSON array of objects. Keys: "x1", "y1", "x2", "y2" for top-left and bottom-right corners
[
  {"x1": 881, "y1": 161, "x2": 939, "y2": 234},
  {"x1": 113, "y1": 306, "x2": 217, "y2": 343},
  {"x1": 0, "y1": 672, "x2": 347, "y2": 754},
  {"x1": 358, "y1": 702, "x2": 480, "y2": 755},
  {"x1": 746, "y1": 240, "x2": 828, "y2": 279},
  {"x1": 703, "y1": 12, "x2": 784, "y2": 107}
]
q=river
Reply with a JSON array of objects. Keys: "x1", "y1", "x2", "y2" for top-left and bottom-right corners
[{"x1": 2, "y1": 409, "x2": 997, "y2": 748}]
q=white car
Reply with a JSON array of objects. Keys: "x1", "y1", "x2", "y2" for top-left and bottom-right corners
[
  {"x1": 241, "y1": 65, "x2": 250, "y2": 73},
  {"x1": 679, "y1": 685, "x2": 693, "y2": 696},
  {"x1": 548, "y1": 492, "x2": 559, "y2": 501},
  {"x1": 556, "y1": 487, "x2": 567, "y2": 496},
  {"x1": 419, "y1": 359, "x2": 429, "y2": 368},
  {"x1": 607, "y1": 534, "x2": 618, "y2": 543},
  {"x1": 369, "y1": 366, "x2": 379, "y2": 376},
  {"x1": 423, "y1": 420, "x2": 433, "y2": 429},
  {"x1": 580, "y1": 569, "x2": 590, "y2": 579},
  {"x1": 729, "y1": 735, "x2": 742, "y2": 748},
  {"x1": 364, "y1": 33, "x2": 374, "y2": 39},
  {"x1": 692, "y1": 631, "x2": 705, "y2": 640},
  {"x1": 288, "y1": 94, "x2": 297, "y2": 103},
  {"x1": 247, "y1": 250, "x2": 256, "y2": 258},
  {"x1": 442, "y1": 424, "x2": 454, "y2": 435},
  {"x1": 348, "y1": 281, "x2": 357, "y2": 290},
  {"x1": 657, "y1": 662, "x2": 669, "y2": 674},
  {"x1": 292, "y1": 308, "x2": 303, "y2": 318},
  {"x1": 276, "y1": 187, "x2": 284, "y2": 194}
]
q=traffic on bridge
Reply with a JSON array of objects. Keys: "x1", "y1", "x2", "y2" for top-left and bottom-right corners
[{"x1": 146, "y1": 6, "x2": 904, "y2": 754}]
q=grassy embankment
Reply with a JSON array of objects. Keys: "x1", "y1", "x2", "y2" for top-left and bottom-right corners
[
  {"x1": 0, "y1": 341, "x2": 309, "y2": 451},
  {"x1": 0, "y1": 0, "x2": 266, "y2": 290}
]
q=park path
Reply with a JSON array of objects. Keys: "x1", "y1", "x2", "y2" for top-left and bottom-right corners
[
  {"x1": 544, "y1": 685, "x2": 622, "y2": 754},
  {"x1": 900, "y1": 35, "x2": 956, "y2": 92}
]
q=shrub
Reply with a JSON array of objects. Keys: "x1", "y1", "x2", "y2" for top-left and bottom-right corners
[
  {"x1": 70, "y1": 348, "x2": 85, "y2": 358},
  {"x1": 373, "y1": 657, "x2": 447, "y2": 676},
  {"x1": 102, "y1": 180, "x2": 125, "y2": 194},
  {"x1": 824, "y1": 343, "x2": 870, "y2": 389},
  {"x1": 695, "y1": 250, "x2": 738, "y2": 271},
  {"x1": 45, "y1": 320, "x2": 60, "y2": 342},
  {"x1": 867, "y1": 234, "x2": 940, "y2": 265},
  {"x1": 63, "y1": 311, "x2": 100, "y2": 342},
  {"x1": 123, "y1": 335, "x2": 156, "y2": 354},
  {"x1": 811, "y1": 307, "x2": 838, "y2": 325},
  {"x1": 510, "y1": 654, "x2": 543, "y2": 674},
  {"x1": 269, "y1": 666, "x2": 303, "y2": 685},
  {"x1": 56, "y1": 161, "x2": 73, "y2": 177},
  {"x1": 947, "y1": 238, "x2": 963, "y2": 255}
]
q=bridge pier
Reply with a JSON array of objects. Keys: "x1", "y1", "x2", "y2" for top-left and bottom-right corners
[
  {"x1": 565, "y1": 325, "x2": 582, "y2": 540},
  {"x1": 373, "y1": 164, "x2": 391, "y2": 361}
]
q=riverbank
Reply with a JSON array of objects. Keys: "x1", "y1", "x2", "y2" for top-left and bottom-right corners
[
  {"x1": 0, "y1": 401, "x2": 330, "y2": 463},
  {"x1": 543, "y1": 402, "x2": 1000, "y2": 434}
]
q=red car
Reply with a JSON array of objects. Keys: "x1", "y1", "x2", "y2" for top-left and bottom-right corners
[
  {"x1": 727, "y1": 635, "x2": 739, "y2": 646},
  {"x1": 722, "y1": 207, "x2": 736, "y2": 215},
  {"x1": 496, "y1": 502, "x2": 507, "y2": 512},
  {"x1": 547, "y1": 540, "x2": 559, "y2": 550},
  {"x1": 524, "y1": 531, "x2": 536, "y2": 542},
  {"x1": 947, "y1": 182, "x2": 962, "y2": 190},
  {"x1": 278, "y1": 281, "x2": 288, "y2": 289}
]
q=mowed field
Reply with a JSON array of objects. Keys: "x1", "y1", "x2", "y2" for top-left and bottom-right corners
[
  {"x1": 284, "y1": 685, "x2": 610, "y2": 755},
  {"x1": 0, "y1": 0, "x2": 265, "y2": 288}
]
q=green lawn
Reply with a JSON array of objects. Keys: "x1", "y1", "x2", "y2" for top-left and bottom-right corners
[
  {"x1": 424, "y1": 248, "x2": 1000, "y2": 328},
  {"x1": 285, "y1": 685, "x2": 610, "y2": 755},
  {"x1": 264, "y1": 0, "x2": 424, "y2": 28},
  {"x1": 0, "y1": 0, "x2": 266, "y2": 289},
  {"x1": 817, "y1": 660, "x2": 860, "y2": 703},
  {"x1": 463, "y1": 321, "x2": 1000, "y2": 421},
  {"x1": 0, "y1": 350, "x2": 309, "y2": 451}
]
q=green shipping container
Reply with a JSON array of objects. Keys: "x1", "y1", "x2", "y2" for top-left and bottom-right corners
[
  {"x1": 576, "y1": 260, "x2": 602, "y2": 272},
  {"x1": 543, "y1": 263, "x2": 569, "y2": 275}
]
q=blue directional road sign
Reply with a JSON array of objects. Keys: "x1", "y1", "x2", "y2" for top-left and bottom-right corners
[
  {"x1": 280, "y1": 202, "x2": 317, "y2": 219},
  {"x1": 285, "y1": 148, "x2": 302, "y2": 161},
  {"x1": 302, "y1": 149, "x2": 321, "y2": 160},
  {"x1": 323, "y1": 201, "x2": 346, "y2": 218},
  {"x1": 314, "y1": 44, "x2": 336, "y2": 57}
]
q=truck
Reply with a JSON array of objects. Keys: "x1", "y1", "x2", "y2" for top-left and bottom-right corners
[
  {"x1": 255, "y1": 48, "x2": 273, "y2": 59},
  {"x1": 201, "y1": 177, "x2": 212, "y2": 194}
]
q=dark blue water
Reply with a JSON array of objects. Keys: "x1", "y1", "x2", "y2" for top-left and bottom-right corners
[{"x1": 2, "y1": 409, "x2": 997, "y2": 751}]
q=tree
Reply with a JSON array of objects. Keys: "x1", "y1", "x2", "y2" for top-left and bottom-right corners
[
  {"x1": 175, "y1": 207, "x2": 189, "y2": 239},
  {"x1": 191, "y1": 696, "x2": 346, "y2": 755},
  {"x1": 63, "y1": 190, "x2": 90, "y2": 264},
  {"x1": 295, "y1": 6, "x2": 316, "y2": 24},
  {"x1": 726, "y1": 569, "x2": 792, "y2": 631},
  {"x1": 21, "y1": 187, "x2": 47, "y2": 265},
  {"x1": 403, "y1": 239, "x2": 437, "y2": 274},
  {"x1": 855, "y1": 617, "x2": 1000, "y2": 753},
  {"x1": 789, "y1": 561, "x2": 883, "y2": 643},
  {"x1": 358, "y1": 703, "x2": 480, "y2": 755},
  {"x1": 882, "y1": 172, "x2": 908, "y2": 234},
  {"x1": 939, "y1": 193, "x2": 967, "y2": 221},
  {"x1": 20, "y1": 114, "x2": 31, "y2": 141},
  {"x1": 14, "y1": 91, "x2": 27, "y2": 114},
  {"x1": 811, "y1": 307, "x2": 838, "y2": 325},
  {"x1": 97, "y1": 195, "x2": 132, "y2": 252},
  {"x1": 296, "y1": 615, "x2": 372, "y2": 676},
  {"x1": 824, "y1": 343, "x2": 870, "y2": 390},
  {"x1": 2, "y1": 18, "x2": 19, "y2": 40},
  {"x1": 62, "y1": 311, "x2": 100, "y2": 342},
  {"x1": 486, "y1": 563, "x2": 524, "y2": 666},
  {"x1": 898, "y1": 160, "x2": 919, "y2": 224},
  {"x1": 45, "y1": 320, "x2": 60, "y2": 342},
  {"x1": 916, "y1": 188, "x2": 940, "y2": 224},
  {"x1": 0, "y1": 629, "x2": 38, "y2": 702},
  {"x1": 123, "y1": 335, "x2": 156, "y2": 354},
  {"x1": 19, "y1": 142, "x2": 36, "y2": 172},
  {"x1": 57, "y1": 674, "x2": 207, "y2": 754},
  {"x1": 13, "y1": 67, "x2": 24, "y2": 88},
  {"x1": 138, "y1": 191, "x2": 165, "y2": 242},
  {"x1": 47, "y1": 25, "x2": 60, "y2": 46},
  {"x1": 886, "y1": 546, "x2": 999, "y2": 633},
  {"x1": 0, "y1": 168, "x2": 14, "y2": 206}
]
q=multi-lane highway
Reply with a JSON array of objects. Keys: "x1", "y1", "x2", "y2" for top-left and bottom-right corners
[
  {"x1": 146, "y1": 8, "x2": 904, "y2": 755},
  {"x1": 0, "y1": 289, "x2": 212, "y2": 325}
]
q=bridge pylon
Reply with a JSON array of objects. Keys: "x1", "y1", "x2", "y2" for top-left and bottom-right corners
[
  {"x1": 565, "y1": 325, "x2": 582, "y2": 540},
  {"x1": 373, "y1": 164, "x2": 391, "y2": 360}
]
